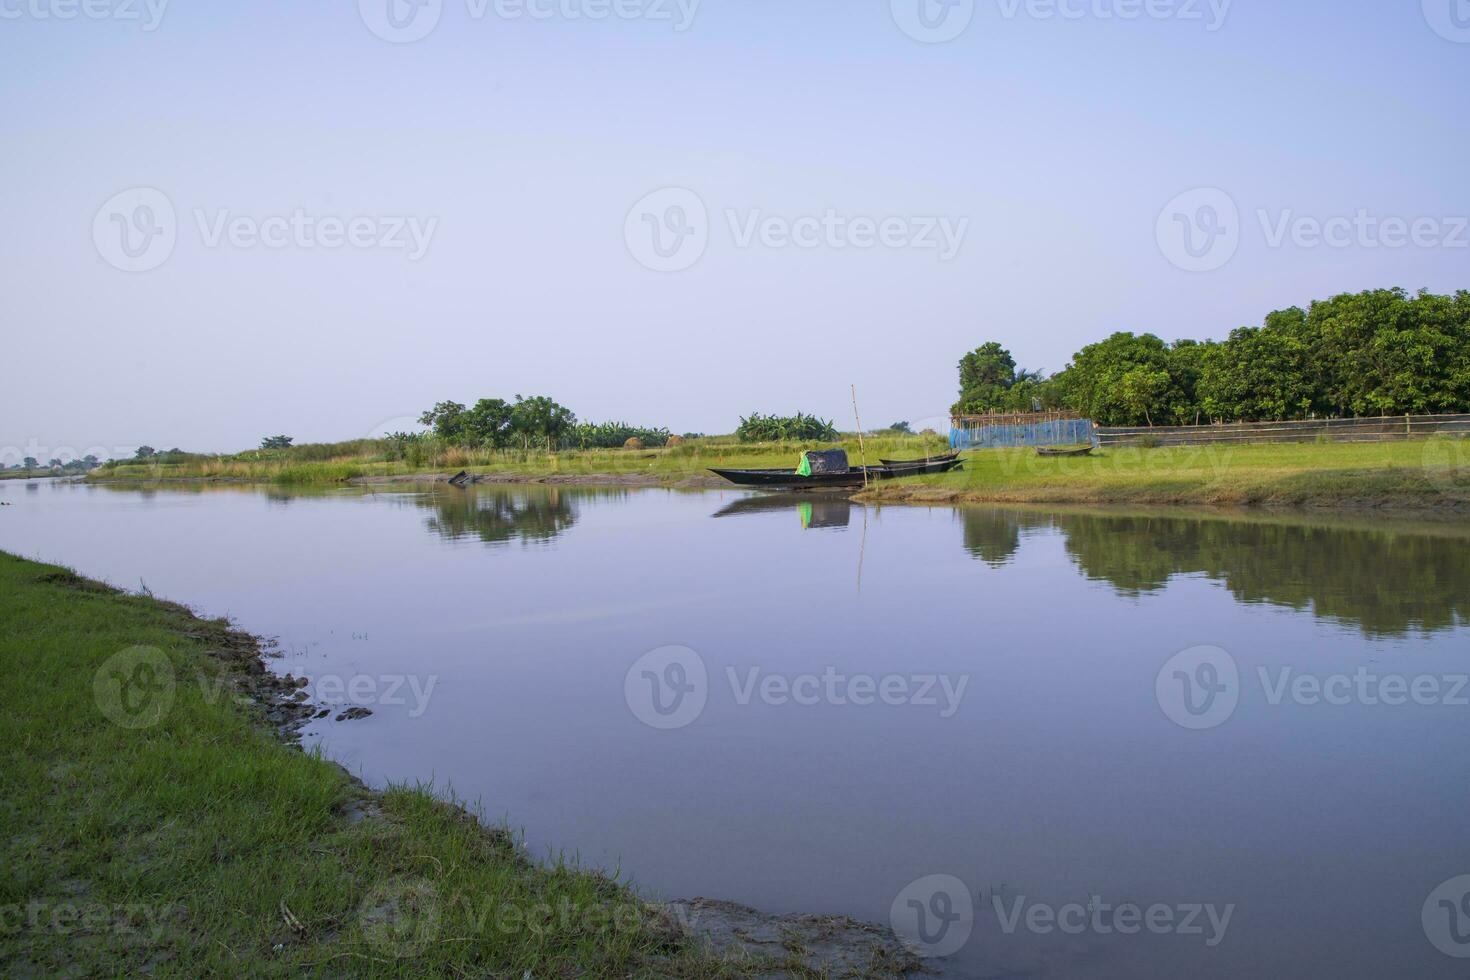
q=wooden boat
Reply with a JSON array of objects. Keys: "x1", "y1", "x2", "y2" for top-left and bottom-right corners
[
  {"x1": 709, "y1": 457, "x2": 962, "y2": 489},
  {"x1": 878, "y1": 452, "x2": 959, "y2": 467},
  {"x1": 1035, "y1": 445, "x2": 1095, "y2": 457},
  {"x1": 877, "y1": 453, "x2": 962, "y2": 474}
]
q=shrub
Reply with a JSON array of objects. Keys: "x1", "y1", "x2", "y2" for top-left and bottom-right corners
[
  {"x1": 567, "y1": 422, "x2": 669, "y2": 449},
  {"x1": 736, "y1": 412, "x2": 838, "y2": 443}
]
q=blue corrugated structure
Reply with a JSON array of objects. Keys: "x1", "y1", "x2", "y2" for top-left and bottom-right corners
[{"x1": 950, "y1": 413, "x2": 1097, "y2": 450}]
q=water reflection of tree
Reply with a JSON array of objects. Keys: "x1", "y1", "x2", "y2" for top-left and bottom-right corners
[
  {"x1": 1057, "y1": 513, "x2": 1469, "y2": 637},
  {"x1": 416, "y1": 487, "x2": 585, "y2": 546},
  {"x1": 957, "y1": 507, "x2": 1469, "y2": 637},
  {"x1": 960, "y1": 510, "x2": 1050, "y2": 567}
]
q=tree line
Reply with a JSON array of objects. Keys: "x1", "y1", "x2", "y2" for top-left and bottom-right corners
[
  {"x1": 416, "y1": 395, "x2": 672, "y2": 449},
  {"x1": 955, "y1": 288, "x2": 1470, "y2": 427}
]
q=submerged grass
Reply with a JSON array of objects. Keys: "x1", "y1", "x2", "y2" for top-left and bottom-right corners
[{"x1": 0, "y1": 553, "x2": 786, "y2": 978}]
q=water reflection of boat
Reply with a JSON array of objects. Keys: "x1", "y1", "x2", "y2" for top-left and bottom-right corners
[{"x1": 712, "y1": 494, "x2": 852, "y2": 528}]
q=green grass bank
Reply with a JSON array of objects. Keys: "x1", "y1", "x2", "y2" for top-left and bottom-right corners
[
  {"x1": 0, "y1": 553, "x2": 910, "y2": 978},
  {"x1": 855, "y1": 439, "x2": 1470, "y2": 511},
  {"x1": 86, "y1": 434, "x2": 1470, "y2": 512}
]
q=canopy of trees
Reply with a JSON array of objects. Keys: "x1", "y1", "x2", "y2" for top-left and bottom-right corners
[
  {"x1": 958, "y1": 288, "x2": 1470, "y2": 427},
  {"x1": 953, "y1": 342, "x2": 1049, "y2": 414},
  {"x1": 419, "y1": 395, "x2": 576, "y2": 449},
  {"x1": 417, "y1": 396, "x2": 671, "y2": 450}
]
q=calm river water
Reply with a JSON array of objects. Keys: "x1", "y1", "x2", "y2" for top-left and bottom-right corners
[{"x1": 2, "y1": 479, "x2": 1467, "y2": 978}]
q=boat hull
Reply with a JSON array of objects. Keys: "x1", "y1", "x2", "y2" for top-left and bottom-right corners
[
  {"x1": 709, "y1": 457, "x2": 962, "y2": 489},
  {"x1": 877, "y1": 453, "x2": 959, "y2": 467}
]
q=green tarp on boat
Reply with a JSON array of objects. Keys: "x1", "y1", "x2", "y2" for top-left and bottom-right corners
[{"x1": 795, "y1": 449, "x2": 849, "y2": 476}]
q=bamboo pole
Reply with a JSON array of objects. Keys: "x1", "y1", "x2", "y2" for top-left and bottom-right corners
[{"x1": 851, "y1": 384, "x2": 868, "y2": 488}]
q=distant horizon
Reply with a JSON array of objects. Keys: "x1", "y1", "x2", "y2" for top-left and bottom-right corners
[
  {"x1": 5, "y1": 1, "x2": 1467, "y2": 459},
  {"x1": 7, "y1": 280, "x2": 1467, "y2": 464}
]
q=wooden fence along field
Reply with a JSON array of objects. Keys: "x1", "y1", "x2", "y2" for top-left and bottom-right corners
[
  {"x1": 949, "y1": 412, "x2": 1470, "y2": 450},
  {"x1": 1093, "y1": 413, "x2": 1470, "y2": 448}
]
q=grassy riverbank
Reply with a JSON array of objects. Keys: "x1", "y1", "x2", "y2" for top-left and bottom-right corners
[
  {"x1": 0, "y1": 553, "x2": 850, "y2": 978},
  {"x1": 88, "y1": 434, "x2": 951, "y2": 486},
  {"x1": 86, "y1": 434, "x2": 1470, "y2": 511},
  {"x1": 855, "y1": 440, "x2": 1470, "y2": 510}
]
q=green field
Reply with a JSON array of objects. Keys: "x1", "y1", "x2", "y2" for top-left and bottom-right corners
[
  {"x1": 0, "y1": 553, "x2": 822, "y2": 978},
  {"x1": 857, "y1": 439, "x2": 1470, "y2": 510}
]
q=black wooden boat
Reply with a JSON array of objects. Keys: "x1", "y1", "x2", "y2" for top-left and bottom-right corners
[
  {"x1": 1035, "y1": 445, "x2": 1095, "y2": 457},
  {"x1": 877, "y1": 452, "x2": 961, "y2": 472},
  {"x1": 709, "y1": 457, "x2": 962, "y2": 489}
]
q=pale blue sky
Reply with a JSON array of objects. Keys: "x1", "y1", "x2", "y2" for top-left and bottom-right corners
[{"x1": 2, "y1": 0, "x2": 1467, "y2": 457}]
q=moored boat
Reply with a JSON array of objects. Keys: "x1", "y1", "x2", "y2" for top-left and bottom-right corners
[
  {"x1": 709, "y1": 453, "x2": 963, "y2": 489},
  {"x1": 877, "y1": 452, "x2": 959, "y2": 466},
  {"x1": 1035, "y1": 445, "x2": 1095, "y2": 457}
]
